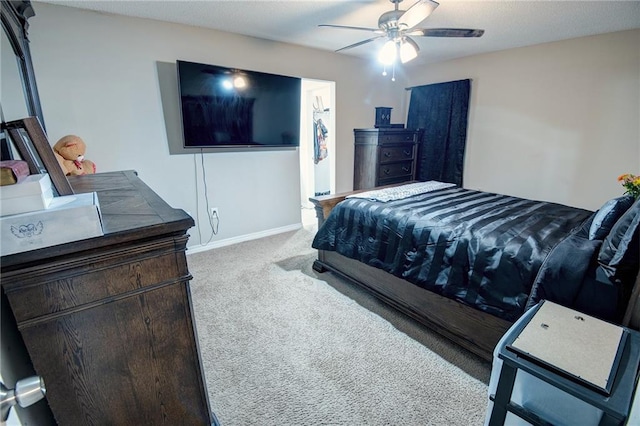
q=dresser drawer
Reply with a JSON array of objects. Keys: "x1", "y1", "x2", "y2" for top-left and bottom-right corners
[
  {"x1": 3, "y1": 236, "x2": 189, "y2": 323},
  {"x1": 378, "y1": 132, "x2": 417, "y2": 144},
  {"x1": 19, "y1": 281, "x2": 210, "y2": 426},
  {"x1": 379, "y1": 145, "x2": 415, "y2": 163},
  {"x1": 378, "y1": 161, "x2": 414, "y2": 181}
]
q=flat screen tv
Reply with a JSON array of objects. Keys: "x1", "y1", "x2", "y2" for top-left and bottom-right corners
[{"x1": 177, "y1": 60, "x2": 301, "y2": 149}]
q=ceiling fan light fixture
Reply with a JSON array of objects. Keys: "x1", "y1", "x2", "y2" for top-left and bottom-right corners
[
  {"x1": 221, "y1": 78, "x2": 234, "y2": 90},
  {"x1": 233, "y1": 76, "x2": 247, "y2": 89},
  {"x1": 322, "y1": 0, "x2": 482, "y2": 75},
  {"x1": 399, "y1": 38, "x2": 419, "y2": 63},
  {"x1": 378, "y1": 39, "x2": 397, "y2": 65}
]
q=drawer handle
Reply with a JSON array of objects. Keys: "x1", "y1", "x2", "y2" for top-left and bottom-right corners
[
  {"x1": 403, "y1": 150, "x2": 411, "y2": 156},
  {"x1": 383, "y1": 168, "x2": 391, "y2": 175},
  {"x1": 402, "y1": 167, "x2": 410, "y2": 172},
  {"x1": 383, "y1": 151, "x2": 392, "y2": 158}
]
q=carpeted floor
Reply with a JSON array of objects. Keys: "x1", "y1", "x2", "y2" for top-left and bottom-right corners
[{"x1": 187, "y1": 224, "x2": 492, "y2": 425}]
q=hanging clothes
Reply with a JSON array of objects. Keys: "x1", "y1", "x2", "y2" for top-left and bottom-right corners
[
  {"x1": 313, "y1": 117, "x2": 329, "y2": 164},
  {"x1": 312, "y1": 95, "x2": 329, "y2": 164}
]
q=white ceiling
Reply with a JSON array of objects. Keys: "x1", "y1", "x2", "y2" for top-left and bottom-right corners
[{"x1": 39, "y1": 0, "x2": 640, "y2": 66}]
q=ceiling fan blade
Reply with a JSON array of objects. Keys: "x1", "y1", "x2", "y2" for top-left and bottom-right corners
[
  {"x1": 319, "y1": 24, "x2": 384, "y2": 34},
  {"x1": 398, "y1": 0, "x2": 439, "y2": 30},
  {"x1": 408, "y1": 28, "x2": 485, "y2": 38},
  {"x1": 335, "y1": 36, "x2": 386, "y2": 52}
]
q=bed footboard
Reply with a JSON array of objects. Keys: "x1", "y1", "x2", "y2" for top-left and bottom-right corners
[{"x1": 314, "y1": 250, "x2": 512, "y2": 361}]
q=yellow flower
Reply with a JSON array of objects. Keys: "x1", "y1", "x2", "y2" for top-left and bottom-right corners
[{"x1": 619, "y1": 173, "x2": 640, "y2": 198}]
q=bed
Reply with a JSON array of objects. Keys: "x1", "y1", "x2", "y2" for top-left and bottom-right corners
[{"x1": 310, "y1": 182, "x2": 640, "y2": 361}]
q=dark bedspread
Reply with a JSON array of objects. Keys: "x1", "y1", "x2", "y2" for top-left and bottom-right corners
[{"x1": 312, "y1": 186, "x2": 594, "y2": 321}]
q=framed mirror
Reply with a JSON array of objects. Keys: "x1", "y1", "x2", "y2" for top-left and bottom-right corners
[
  {"x1": 1, "y1": 0, "x2": 46, "y2": 159},
  {"x1": 0, "y1": 1, "x2": 73, "y2": 196}
]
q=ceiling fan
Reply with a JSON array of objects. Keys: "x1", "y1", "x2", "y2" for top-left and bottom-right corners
[{"x1": 319, "y1": 0, "x2": 484, "y2": 65}]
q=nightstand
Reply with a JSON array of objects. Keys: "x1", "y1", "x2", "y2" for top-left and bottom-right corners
[{"x1": 486, "y1": 300, "x2": 640, "y2": 426}]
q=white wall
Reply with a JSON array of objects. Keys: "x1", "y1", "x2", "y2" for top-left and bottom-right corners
[
  {"x1": 27, "y1": 2, "x2": 407, "y2": 248},
  {"x1": 405, "y1": 29, "x2": 640, "y2": 211},
  {"x1": 23, "y1": 3, "x2": 638, "y2": 246}
]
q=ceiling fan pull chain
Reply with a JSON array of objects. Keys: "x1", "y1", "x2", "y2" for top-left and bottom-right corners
[
  {"x1": 382, "y1": 64, "x2": 388, "y2": 76},
  {"x1": 392, "y1": 63, "x2": 396, "y2": 82}
]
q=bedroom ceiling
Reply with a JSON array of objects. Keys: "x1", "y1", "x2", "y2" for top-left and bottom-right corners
[{"x1": 37, "y1": 0, "x2": 640, "y2": 66}]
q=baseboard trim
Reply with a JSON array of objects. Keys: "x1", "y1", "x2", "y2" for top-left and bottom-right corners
[{"x1": 186, "y1": 223, "x2": 303, "y2": 255}]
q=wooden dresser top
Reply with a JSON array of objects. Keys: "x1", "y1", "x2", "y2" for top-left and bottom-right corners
[{"x1": 1, "y1": 170, "x2": 194, "y2": 270}]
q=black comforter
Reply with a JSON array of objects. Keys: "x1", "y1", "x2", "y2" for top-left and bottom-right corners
[{"x1": 312, "y1": 186, "x2": 596, "y2": 321}]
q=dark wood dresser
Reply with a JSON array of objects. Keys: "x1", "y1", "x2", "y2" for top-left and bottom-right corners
[
  {"x1": 0, "y1": 170, "x2": 216, "y2": 425},
  {"x1": 353, "y1": 128, "x2": 422, "y2": 190}
]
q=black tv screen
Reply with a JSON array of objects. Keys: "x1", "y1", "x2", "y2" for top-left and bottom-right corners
[{"x1": 177, "y1": 60, "x2": 301, "y2": 149}]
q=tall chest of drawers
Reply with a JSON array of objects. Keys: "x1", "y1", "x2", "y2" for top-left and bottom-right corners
[{"x1": 353, "y1": 128, "x2": 422, "y2": 190}]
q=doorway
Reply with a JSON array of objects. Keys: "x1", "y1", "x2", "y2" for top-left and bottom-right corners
[{"x1": 300, "y1": 79, "x2": 336, "y2": 227}]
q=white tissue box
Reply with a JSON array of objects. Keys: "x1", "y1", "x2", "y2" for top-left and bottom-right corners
[{"x1": 0, "y1": 192, "x2": 103, "y2": 256}]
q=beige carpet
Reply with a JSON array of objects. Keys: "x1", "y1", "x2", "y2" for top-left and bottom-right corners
[{"x1": 187, "y1": 224, "x2": 492, "y2": 425}]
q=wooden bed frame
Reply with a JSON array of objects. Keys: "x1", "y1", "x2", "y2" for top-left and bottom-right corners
[{"x1": 310, "y1": 188, "x2": 640, "y2": 362}]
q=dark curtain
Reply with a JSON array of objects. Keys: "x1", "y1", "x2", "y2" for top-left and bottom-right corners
[{"x1": 406, "y1": 79, "x2": 471, "y2": 187}]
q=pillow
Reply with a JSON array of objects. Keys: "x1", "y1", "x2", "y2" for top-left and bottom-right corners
[
  {"x1": 589, "y1": 195, "x2": 635, "y2": 240},
  {"x1": 575, "y1": 213, "x2": 594, "y2": 239},
  {"x1": 598, "y1": 196, "x2": 640, "y2": 283}
]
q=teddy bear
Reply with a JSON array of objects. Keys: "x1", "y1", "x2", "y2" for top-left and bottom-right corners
[{"x1": 53, "y1": 135, "x2": 96, "y2": 176}]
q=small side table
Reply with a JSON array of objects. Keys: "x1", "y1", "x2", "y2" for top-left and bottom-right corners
[{"x1": 487, "y1": 301, "x2": 640, "y2": 426}]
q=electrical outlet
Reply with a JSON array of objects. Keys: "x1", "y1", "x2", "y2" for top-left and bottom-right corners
[{"x1": 210, "y1": 207, "x2": 219, "y2": 218}]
